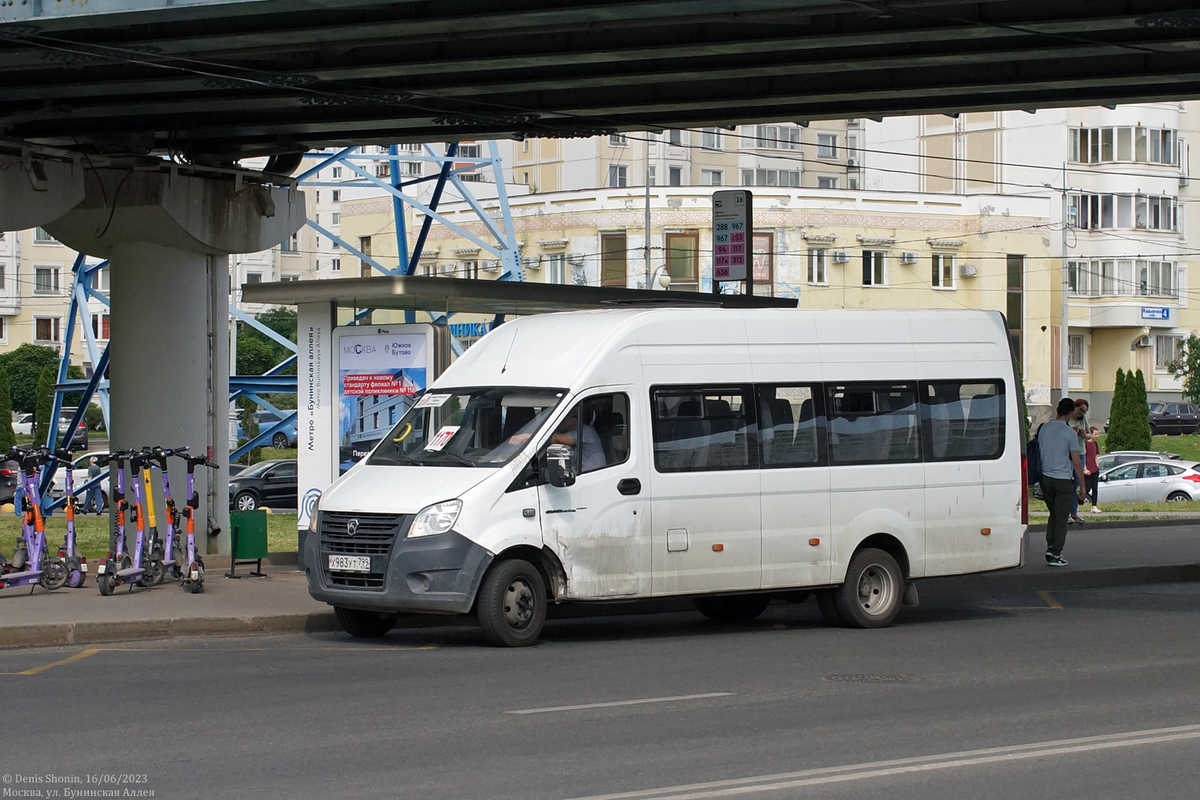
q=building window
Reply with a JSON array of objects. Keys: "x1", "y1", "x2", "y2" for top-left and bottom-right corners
[
  {"x1": 609, "y1": 133, "x2": 629, "y2": 147},
  {"x1": 1068, "y1": 192, "x2": 1177, "y2": 232},
  {"x1": 522, "y1": 171, "x2": 530, "y2": 185},
  {"x1": 34, "y1": 267, "x2": 59, "y2": 294},
  {"x1": 701, "y1": 128, "x2": 721, "y2": 150},
  {"x1": 743, "y1": 168, "x2": 800, "y2": 187},
  {"x1": 34, "y1": 317, "x2": 60, "y2": 343},
  {"x1": 91, "y1": 313, "x2": 111, "y2": 341},
  {"x1": 862, "y1": 251, "x2": 886, "y2": 286},
  {"x1": 807, "y1": 249, "x2": 828, "y2": 285},
  {"x1": 375, "y1": 164, "x2": 390, "y2": 178},
  {"x1": 665, "y1": 232, "x2": 699, "y2": 291},
  {"x1": 246, "y1": 272, "x2": 263, "y2": 284},
  {"x1": 34, "y1": 227, "x2": 55, "y2": 243},
  {"x1": 1068, "y1": 335, "x2": 1085, "y2": 369},
  {"x1": 547, "y1": 253, "x2": 566, "y2": 285},
  {"x1": 608, "y1": 165, "x2": 628, "y2": 188},
  {"x1": 0, "y1": 263, "x2": 5, "y2": 290},
  {"x1": 668, "y1": 130, "x2": 683, "y2": 146},
  {"x1": 331, "y1": 166, "x2": 342, "y2": 178},
  {"x1": 1007, "y1": 254, "x2": 1024, "y2": 359},
  {"x1": 0, "y1": 317, "x2": 6, "y2": 341},
  {"x1": 332, "y1": 190, "x2": 341, "y2": 202},
  {"x1": 669, "y1": 166, "x2": 682, "y2": 186},
  {"x1": 281, "y1": 273, "x2": 300, "y2": 282},
  {"x1": 817, "y1": 176, "x2": 838, "y2": 189},
  {"x1": 648, "y1": 166, "x2": 656, "y2": 186},
  {"x1": 1070, "y1": 126, "x2": 1178, "y2": 165},
  {"x1": 932, "y1": 253, "x2": 955, "y2": 289},
  {"x1": 701, "y1": 169, "x2": 723, "y2": 186},
  {"x1": 331, "y1": 258, "x2": 341, "y2": 272},
  {"x1": 331, "y1": 213, "x2": 340, "y2": 226},
  {"x1": 460, "y1": 261, "x2": 479, "y2": 280},
  {"x1": 1157, "y1": 335, "x2": 1183, "y2": 371},
  {"x1": 281, "y1": 234, "x2": 298, "y2": 253},
  {"x1": 600, "y1": 233, "x2": 627, "y2": 287},
  {"x1": 753, "y1": 125, "x2": 801, "y2": 150},
  {"x1": 817, "y1": 134, "x2": 838, "y2": 159},
  {"x1": 358, "y1": 236, "x2": 373, "y2": 278},
  {"x1": 752, "y1": 233, "x2": 773, "y2": 295},
  {"x1": 1070, "y1": 259, "x2": 1175, "y2": 297}
]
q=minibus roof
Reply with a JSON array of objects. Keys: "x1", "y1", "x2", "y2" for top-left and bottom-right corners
[{"x1": 241, "y1": 275, "x2": 797, "y2": 315}]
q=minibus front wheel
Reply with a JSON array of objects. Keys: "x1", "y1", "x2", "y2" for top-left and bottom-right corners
[
  {"x1": 833, "y1": 548, "x2": 903, "y2": 628},
  {"x1": 477, "y1": 558, "x2": 547, "y2": 647}
]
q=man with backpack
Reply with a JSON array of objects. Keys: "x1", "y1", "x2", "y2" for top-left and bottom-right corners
[{"x1": 1037, "y1": 397, "x2": 1089, "y2": 566}]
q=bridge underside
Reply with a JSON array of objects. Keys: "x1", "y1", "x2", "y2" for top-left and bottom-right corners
[{"x1": 2, "y1": 0, "x2": 1200, "y2": 161}]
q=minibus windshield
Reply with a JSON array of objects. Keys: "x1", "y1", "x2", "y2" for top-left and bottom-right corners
[{"x1": 367, "y1": 387, "x2": 566, "y2": 468}]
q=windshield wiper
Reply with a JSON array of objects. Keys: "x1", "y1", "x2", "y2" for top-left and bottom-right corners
[
  {"x1": 412, "y1": 450, "x2": 476, "y2": 467},
  {"x1": 369, "y1": 453, "x2": 416, "y2": 466}
]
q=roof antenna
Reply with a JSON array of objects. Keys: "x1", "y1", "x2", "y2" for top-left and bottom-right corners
[{"x1": 500, "y1": 326, "x2": 518, "y2": 373}]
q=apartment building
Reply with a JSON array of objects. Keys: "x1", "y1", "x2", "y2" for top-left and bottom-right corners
[{"x1": 866, "y1": 104, "x2": 1198, "y2": 418}]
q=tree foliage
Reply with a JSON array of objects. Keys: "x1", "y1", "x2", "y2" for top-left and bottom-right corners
[
  {"x1": 1105, "y1": 368, "x2": 1153, "y2": 452},
  {"x1": 0, "y1": 369, "x2": 16, "y2": 452},
  {"x1": 33, "y1": 366, "x2": 54, "y2": 445},
  {"x1": 1129, "y1": 369, "x2": 1153, "y2": 449},
  {"x1": 236, "y1": 308, "x2": 297, "y2": 377},
  {"x1": 1170, "y1": 334, "x2": 1200, "y2": 405},
  {"x1": 0, "y1": 344, "x2": 61, "y2": 414}
]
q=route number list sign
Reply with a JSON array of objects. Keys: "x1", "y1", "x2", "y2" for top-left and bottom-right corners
[{"x1": 712, "y1": 190, "x2": 753, "y2": 284}]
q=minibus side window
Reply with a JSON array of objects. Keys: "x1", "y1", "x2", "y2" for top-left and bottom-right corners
[
  {"x1": 920, "y1": 380, "x2": 1006, "y2": 461},
  {"x1": 651, "y1": 386, "x2": 757, "y2": 472},
  {"x1": 756, "y1": 385, "x2": 826, "y2": 467},
  {"x1": 826, "y1": 382, "x2": 921, "y2": 465}
]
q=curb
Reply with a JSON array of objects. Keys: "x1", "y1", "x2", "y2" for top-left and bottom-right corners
[
  {"x1": 1024, "y1": 517, "x2": 1200, "y2": 532},
  {"x1": 0, "y1": 612, "x2": 339, "y2": 649},
  {"x1": 917, "y1": 563, "x2": 1200, "y2": 593}
]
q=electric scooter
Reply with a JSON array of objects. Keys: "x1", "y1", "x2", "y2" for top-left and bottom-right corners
[
  {"x1": 55, "y1": 447, "x2": 88, "y2": 588},
  {"x1": 96, "y1": 449, "x2": 163, "y2": 595},
  {"x1": 177, "y1": 452, "x2": 217, "y2": 593},
  {"x1": 146, "y1": 446, "x2": 185, "y2": 581},
  {"x1": 137, "y1": 447, "x2": 168, "y2": 587},
  {"x1": 0, "y1": 447, "x2": 68, "y2": 592}
]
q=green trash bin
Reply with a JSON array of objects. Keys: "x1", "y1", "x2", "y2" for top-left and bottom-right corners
[{"x1": 229, "y1": 509, "x2": 268, "y2": 577}]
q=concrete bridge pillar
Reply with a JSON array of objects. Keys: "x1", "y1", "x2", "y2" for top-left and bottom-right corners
[{"x1": 0, "y1": 155, "x2": 304, "y2": 553}]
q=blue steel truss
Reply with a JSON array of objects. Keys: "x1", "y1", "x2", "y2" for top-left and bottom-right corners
[{"x1": 47, "y1": 142, "x2": 521, "y2": 493}]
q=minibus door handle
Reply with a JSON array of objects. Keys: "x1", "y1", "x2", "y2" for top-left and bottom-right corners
[{"x1": 618, "y1": 478, "x2": 641, "y2": 496}]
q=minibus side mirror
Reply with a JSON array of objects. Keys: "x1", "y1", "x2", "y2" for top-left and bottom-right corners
[{"x1": 542, "y1": 444, "x2": 576, "y2": 488}]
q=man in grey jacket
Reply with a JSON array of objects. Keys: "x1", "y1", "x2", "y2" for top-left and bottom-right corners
[{"x1": 1038, "y1": 397, "x2": 1088, "y2": 566}]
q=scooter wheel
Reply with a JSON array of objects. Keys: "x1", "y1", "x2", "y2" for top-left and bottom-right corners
[
  {"x1": 67, "y1": 569, "x2": 85, "y2": 589},
  {"x1": 97, "y1": 572, "x2": 114, "y2": 596},
  {"x1": 189, "y1": 579, "x2": 203, "y2": 594},
  {"x1": 41, "y1": 558, "x2": 69, "y2": 591},
  {"x1": 138, "y1": 558, "x2": 164, "y2": 588}
]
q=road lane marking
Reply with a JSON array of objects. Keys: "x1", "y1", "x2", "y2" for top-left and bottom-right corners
[
  {"x1": 507, "y1": 692, "x2": 735, "y2": 715},
  {"x1": 564, "y1": 723, "x2": 1200, "y2": 799},
  {"x1": 1039, "y1": 590, "x2": 1063, "y2": 610},
  {"x1": 0, "y1": 648, "x2": 103, "y2": 675}
]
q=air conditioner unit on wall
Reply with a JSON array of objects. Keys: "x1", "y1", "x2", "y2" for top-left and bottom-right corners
[
  {"x1": 958, "y1": 263, "x2": 978, "y2": 278},
  {"x1": 482, "y1": 260, "x2": 500, "y2": 273},
  {"x1": 523, "y1": 256, "x2": 542, "y2": 270},
  {"x1": 439, "y1": 262, "x2": 456, "y2": 274},
  {"x1": 900, "y1": 252, "x2": 917, "y2": 265},
  {"x1": 847, "y1": 158, "x2": 858, "y2": 168},
  {"x1": 832, "y1": 251, "x2": 850, "y2": 264},
  {"x1": 1136, "y1": 335, "x2": 1153, "y2": 348}
]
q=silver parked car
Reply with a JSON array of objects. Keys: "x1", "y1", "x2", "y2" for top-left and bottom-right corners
[
  {"x1": 1095, "y1": 450, "x2": 1181, "y2": 472},
  {"x1": 1098, "y1": 459, "x2": 1200, "y2": 503}
]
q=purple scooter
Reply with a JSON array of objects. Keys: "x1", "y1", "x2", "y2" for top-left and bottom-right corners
[
  {"x1": 0, "y1": 447, "x2": 68, "y2": 592},
  {"x1": 96, "y1": 449, "x2": 163, "y2": 595},
  {"x1": 176, "y1": 452, "x2": 217, "y2": 593},
  {"x1": 147, "y1": 446, "x2": 186, "y2": 580},
  {"x1": 55, "y1": 447, "x2": 88, "y2": 588}
]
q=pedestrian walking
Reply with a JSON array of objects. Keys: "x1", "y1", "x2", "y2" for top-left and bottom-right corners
[
  {"x1": 84, "y1": 456, "x2": 103, "y2": 514},
  {"x1": 1038, "y1": 397, "x2": 1089, "y2": 566},
  {"x1": 1068, "y1": 398, "x2": 1090, "y2": 524},
  {"x1": 1084, "y1": 427, "x2": 1101, "y2": 513}
]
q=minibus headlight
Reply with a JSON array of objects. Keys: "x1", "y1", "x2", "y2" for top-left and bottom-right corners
[
  {"x1": 409, "y1": 500, "x2": 462, "y2": 538},
  {"x1": 308, "y1": 510, "x2": 319, "y2": 535}
]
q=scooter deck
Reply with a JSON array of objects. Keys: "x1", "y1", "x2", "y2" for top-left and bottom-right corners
[
  {"x1": 0, "y1": 568, "x2": 44, "y2": 586},
  {"x1": 115, "y1": 567, "x2": 145, "y2": 580}
]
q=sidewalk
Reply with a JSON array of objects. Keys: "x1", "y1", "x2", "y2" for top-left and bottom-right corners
[{"x1": 1, "y1": 523, "x2": 1198, "y2": 648}]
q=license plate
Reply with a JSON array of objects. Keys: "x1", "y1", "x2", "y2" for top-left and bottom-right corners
[
  {"x1": 96, "y1": 563, "x2": 106, "y2": 575},
  {"x1": 81, "y1": 563, "x2": 88, "y2": 573},
  {"x1": 328, "y1": 554, "x2": 371, "y2": 572}
]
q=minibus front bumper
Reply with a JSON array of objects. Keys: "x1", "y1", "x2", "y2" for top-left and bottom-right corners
[{"x1": 305, "y1": 513, "x2": 492, "y2": 614}]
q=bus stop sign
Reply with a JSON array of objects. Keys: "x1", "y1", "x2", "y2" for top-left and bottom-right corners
[{"x1": 712, "y1": 190, "x2": 752, "y2": 284}]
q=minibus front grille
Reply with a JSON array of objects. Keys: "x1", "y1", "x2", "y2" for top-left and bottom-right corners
[{"x1": 319, "y1": 512, "x2": 409, "y2": 590}]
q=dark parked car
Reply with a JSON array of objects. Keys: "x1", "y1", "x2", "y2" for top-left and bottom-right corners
[
  {"x1": 1148, "y1": 402, "x2": 1200, "y2": 435},
  {"x1": 0, "y1": 459, "x2": 19, "y2": 505},
  {"x1": 229, "y1": 459, "x2": 297, "y2": 511}
]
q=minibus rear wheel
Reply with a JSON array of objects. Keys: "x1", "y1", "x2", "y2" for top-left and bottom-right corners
[
  {"x1": 334, "y1": 607, "x2": 400, "y2": 638},
  {"x1": 477, "y1": 558, "x2": 547, "y2": 647},
  {"x1": 693, "y1": 594, "x2": 771, "y2": 622},
  {"x1": 833, "y1": 548, "x2": 903, "y2": 628}
]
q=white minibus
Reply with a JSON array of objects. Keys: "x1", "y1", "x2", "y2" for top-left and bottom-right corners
[{"x1": 305, "y1": 307, "x2": 1026, "y2": 646}]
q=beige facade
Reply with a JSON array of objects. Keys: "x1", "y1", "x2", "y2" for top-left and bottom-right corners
[{"x1": 341, "y1": 186, "x2": 1054, "y2": 392}]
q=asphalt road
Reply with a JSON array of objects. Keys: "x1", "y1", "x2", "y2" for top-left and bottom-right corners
[{"x1": 2, "y1": 583, "x2": 1199, "y2": 800}]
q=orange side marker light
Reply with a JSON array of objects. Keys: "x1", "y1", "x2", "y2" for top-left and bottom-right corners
[
  {"x1": 808, "y1": 538, "x2": 820, "y2": 546},
  {"x1": 712, "y1": 544, "x2": 724, "y2": 552},
  {"x1": 981, "y1": 528, "x2": 992, "y2": 536}
]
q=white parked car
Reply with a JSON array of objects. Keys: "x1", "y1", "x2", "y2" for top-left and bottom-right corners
[
  {"x1": 1098, "y1": 459, "x2": 1200, "y2": 503},
  {"x1": 12, "y1": 413, "x2": 33, "y2": 436}
]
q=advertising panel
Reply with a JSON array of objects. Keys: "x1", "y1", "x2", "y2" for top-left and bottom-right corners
[{"x1": 333, "y1": 325, "x2": 434, "y2": 473}]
